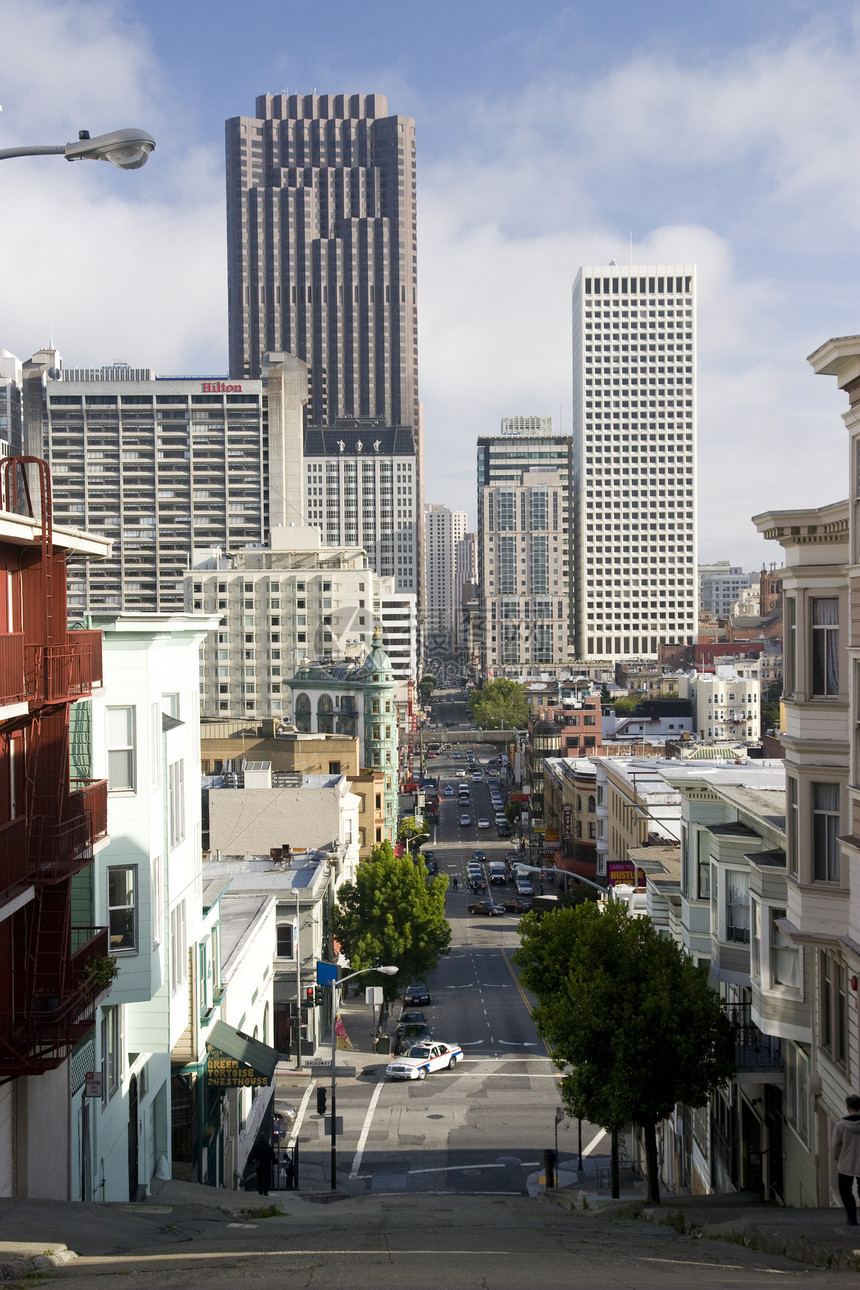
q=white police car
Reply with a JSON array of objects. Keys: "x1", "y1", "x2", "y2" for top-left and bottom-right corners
[{"x1": 385, "y1": 1041, "x2": 464, "y2": 1080}]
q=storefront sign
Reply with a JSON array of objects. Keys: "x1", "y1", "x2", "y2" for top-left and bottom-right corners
[
  {"x1": 563, "y1": 805, "x2": 572, "y2": 839},
  {"x1": 607, "y1": 861, "x2": 647, "y2": 887}
]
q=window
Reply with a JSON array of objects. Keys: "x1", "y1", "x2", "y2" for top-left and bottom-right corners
[
  {"x1": 276, "y1": 923, "x2": 293, "y2": 958},
  {"x1": 785, "y1": 1044, "x2": 809, "y2": 1144},
  {"x1": 697, "y1": 829, "x2": 711, "y2": 900},
  {"x1": 787, "y1": 776, "x2": 798, "y2": 877},
  {"x1": 168, "y1": 759, "x2": 185, "y2": 848},
  {"x1": 152, "y1": 856, "x2": 163, "y2": 944},
  {"x1": 784, "y1": 596, "x2": 796, "y2": 695},
  {"x1": 106, "y1": 706, "x2": 136, "y2": 790},
  {"x1": 770, "y1": 908, "x2": 800, "y2": 989},
  {"x1": 107, "y1": 865, "x2": 137, "y2": 953},
  {"x1": 811, "y1": 597, "x2": 839, "y2": 696},
  {"x1": 812, "y1": 782, "x2": 840, "y2": 881},
  {"x1": 725, "y1": 869, "x2": 750, "y2": 943},
  {"x1": 101, "y1": 1005, "x2": 120, "y2": 1100},
  {"x1": 170, "y1": 900, "x2": 187, "y2": 994},
  {"x1": 820, "y1": 949, "x2": 848, "y2": 1068}
]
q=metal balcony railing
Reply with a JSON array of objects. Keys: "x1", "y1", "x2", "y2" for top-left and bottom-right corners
[
  {"x1": 724, "y1": 999, "x2": 783, "y2": 1072},
  {"x1": 29, "y1": 813, "x2": 94, "y2": 884},
  {"x1": 70, "y1": 779, "x2": 108, "y2": 845},
  {"x1": 24, "y1": 630, "x2": 103, "y2": 704}
]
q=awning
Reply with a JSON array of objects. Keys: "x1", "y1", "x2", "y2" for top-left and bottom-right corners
[{"x1": 205, "y1": 1020, "x2": 279, "y2": 1088}]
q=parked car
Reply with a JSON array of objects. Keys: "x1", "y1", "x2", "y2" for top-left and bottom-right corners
[
  {"x1": 467, "y1": 901, "x2": 506, "y2": 917},
  {"x1": 397, "y1": 1010, "x2": 428, "y2": 1027},
  {"x1": 403, "y1": 983, "x2": 432, "y2": 1006},
  {"x1": 394, "y1": 1022, "x2": 432, "y2": 1054}
]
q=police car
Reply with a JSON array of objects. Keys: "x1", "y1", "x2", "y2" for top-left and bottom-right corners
[{"x1": 385, "y1": 1041, "x2": 464, "y2": 1080}]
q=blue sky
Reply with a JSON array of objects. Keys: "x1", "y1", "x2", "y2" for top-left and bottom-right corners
[{"x1": 2, "y1": 0, "x2": 858, "y2": 568}]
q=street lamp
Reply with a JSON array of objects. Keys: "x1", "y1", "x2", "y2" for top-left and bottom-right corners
[
  {"x1": 328, "y1": 964, "x2": 397, "y2": 1189},
  {"x1": 0, "y1": 127, "x2": 156, "y2": 170}
]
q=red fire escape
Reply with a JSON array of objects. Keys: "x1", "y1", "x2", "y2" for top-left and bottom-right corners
[{"x1": 0, "y1": 458, "x2": 109, "y2": 1077}]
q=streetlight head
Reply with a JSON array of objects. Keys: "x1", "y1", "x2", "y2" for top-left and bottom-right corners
[
  {"x1": 376, "y1": 965, "x2": 399, "y2": 976},
  {"x1": 64, "y1": 127, "x2": 156, "y2": 170}
]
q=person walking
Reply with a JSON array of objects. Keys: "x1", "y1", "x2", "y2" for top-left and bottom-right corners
[
  {"x1": 247, "y1": 1132, "x2": 276, "y2": 1197},
  {"x1": 832, "y1": 1094, "x2": 860, "y2": 1225}
]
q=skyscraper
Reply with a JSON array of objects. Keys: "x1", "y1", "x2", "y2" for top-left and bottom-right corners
[
  {"x1": 424, "y1": 503, "x2": 467, "y2": 647},
  {"x1": 572, "y1": 265, "x2": 697, "y2": 660},
  {"x1": 225, "y1": 94, "x2": 419, "y2": 436},
  {"x1": 225, "y1": 93, "x2": 422, "y2": 605},
  {"x1": 477, "y1": 420, "x2": 573, "y2": 676}
]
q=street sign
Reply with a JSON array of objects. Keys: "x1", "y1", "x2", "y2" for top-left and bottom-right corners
[
  {"x1": 316, "y1": 960, "x2": 338, "y2": 986},
  {"x1": 85, "y1": 1071, "x2": 103, "y2": 1098},
  {"x1": 324, "y1": 1116, "x2": 343, "y2": 1135}
]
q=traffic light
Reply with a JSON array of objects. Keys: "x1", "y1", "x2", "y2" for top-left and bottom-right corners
[
  {"x1": 305, "y1": 986, "x2": 315, "y2": 1007},
  {"x1": 316, "y1": 1086, "x2": 327, "y2": 1116},
  {"x1": 314, "y1": 985, "x2": 325, "y2": 1007}
]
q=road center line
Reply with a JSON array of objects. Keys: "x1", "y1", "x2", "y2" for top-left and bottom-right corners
[
  {"x1": 349, "y1": 1078, "x2": 385, "y2": 1178},
  {"x1": 286, "y1": 1079, "x2": 316, "y2": 1150},
  {"x1": 582, "y1": 1127, "x2": 607, "y2": 1157}
]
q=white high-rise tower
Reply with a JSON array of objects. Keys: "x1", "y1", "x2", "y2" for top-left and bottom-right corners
[{"x1": 572, "y1": 265, "x2": 697, "y2": 660}]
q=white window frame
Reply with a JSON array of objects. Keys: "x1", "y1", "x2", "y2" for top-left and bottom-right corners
[
  {"x1": 168, "y1": 759, "x2": 186, "y2": 849},
  {"x1": 107, "y1": 864, "x2": 137, "y2": 954},
  {"x1": 106, "y1": 705, "x2": 136, "y2": 792},
  {"x1": 170, "y1": 900, "x2": 187, "y2": 995}
]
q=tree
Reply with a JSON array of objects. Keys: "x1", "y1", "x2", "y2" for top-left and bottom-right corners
[
  {"x1": 397, "y1": 814, "x2": 429, "y2": 857},
  {"x1": 330, "y1": 842, "x2": 451, "y2": 996},
  {"x1": 467, "y1": 678, "x2": 528, "y2": 731},
  {"x1": 418, "y1": 673, "x2": 437, "y2": 699},
  {"x1": 513, "y1": 899, "x2": 735, "y2": 1202},
  {"x1": 761, "y1": 678, "x2": 782, "y2": 733}
]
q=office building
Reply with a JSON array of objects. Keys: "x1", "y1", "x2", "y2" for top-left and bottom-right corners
[
  {"x1": 0, "y1": 350, "x2": 23, "y2": 460},
  {"x1": 572, "y1": 265, "x2": 697, "y2": 660},
  {"x1": 698, "y1": 561, "x2": 752, "y2": 617},
  {"x1": 226, "y1": 93, "x2": 423, "y2": 606},
  {"x1": 225, "y1": 93, "x2": 418, "y2": 435},
  {"x1": 304, "y1": 423, "x2": 418, "y2": 596},
  {"x1": 477, "y1": 420, "x2": 573, "y2": 675},
  {"x1": 424, "y1": 503, "x2": 467, "y2": 647}
]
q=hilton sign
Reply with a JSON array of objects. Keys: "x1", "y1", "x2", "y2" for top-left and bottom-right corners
[{"x1": 201, "y1": 381, "x2": 244, "y2": 393}]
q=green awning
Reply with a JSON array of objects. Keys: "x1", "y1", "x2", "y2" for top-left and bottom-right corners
[{"x1": 205, "y1": 1019, "x2": 279, "y2": 1087}]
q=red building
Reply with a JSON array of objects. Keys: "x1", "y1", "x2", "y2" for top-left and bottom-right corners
[{"x1": 0, "y1": 459, "x2": 111, "y2": 1192}]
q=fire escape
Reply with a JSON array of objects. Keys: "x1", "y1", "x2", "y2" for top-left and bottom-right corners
[{"x1": 0, "y1": 457, "x2": 109, "y2": 1077}]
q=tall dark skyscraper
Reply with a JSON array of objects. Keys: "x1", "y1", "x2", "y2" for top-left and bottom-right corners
[{"x1": 225, "y1": 93, "x2": 419, "y2": 439}]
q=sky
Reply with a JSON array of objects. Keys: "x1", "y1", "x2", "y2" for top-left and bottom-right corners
[{"x1": 2, "y1": 0, "x2": 858, "y2": 570}]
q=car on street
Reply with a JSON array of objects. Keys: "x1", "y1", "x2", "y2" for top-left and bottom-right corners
[
  {"x1": 394, "y1": 1022, "x2": 432, "y2": 1054},
  {"x1": 502, "y1": 897, "x2": 531, "y2": 914},
  {"x1": 403, "y1": 983, "x2": 432, "y2": 1007},
  {"x1": 444, "y1": 785, "x2": 454, "y2": 796},
  {"x1": 472, "y1": 771, "x2": 482, "y2": 781},
  {"x1": 472, "y1": 850, "x2": 487, "y2": 861},
  {"x1": 459, "y1": 812, "x2": 472, "y2": 826},
  {"x1": 477, "y1": 817, "x2": 491, "y2": 830},
  {"x1": 516, "y1": 878, "x2": 534, "y2": 897},
  {"x1": 398, "y1": 1010, "x2": 428, "y2": 1027},
  {"x1": 386, "y1": 1041, "x2": 464, "y2": 1080},
  {"x1": 467, "y1": 901, "x2": 506, "y2": 916}
]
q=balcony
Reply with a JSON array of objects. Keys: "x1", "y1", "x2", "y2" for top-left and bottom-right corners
[
  {"x1": 0, "y1": 633, "x2": 26, "y2": 706},
  {"x1": 725, "y1": 1000, "x2": 783, "y2": 1074},
  {"x1": 24, "y1": 629, "x2": 103, "y2": 703},
  {"x1": 0, "y1": 926, "x2": 108, "y2": 1076},
  {"x1": 70, "y1": 778, "x2": 108, "y2": 846}
]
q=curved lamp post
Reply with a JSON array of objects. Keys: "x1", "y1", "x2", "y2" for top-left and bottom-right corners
[
  {"x1": 0, "y1": 127, "x2": 155, "y2": 170},
  {"x1": 329, "y1": 964, "x2": 397, "y2": 1189}
]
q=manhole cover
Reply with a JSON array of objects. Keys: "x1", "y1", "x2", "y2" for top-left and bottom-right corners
[
  {"x1": 496, "y1": 1156, "x2": 521, "y2": 1166},
  {"x1": 427, "y1": 1114, "x2": 444, "y2": 1120}
]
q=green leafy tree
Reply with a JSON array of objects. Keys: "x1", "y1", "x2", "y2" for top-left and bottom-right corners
[
  {"x1": 467, "y1": 678, "x2": 528, "y2": 731},
  {"x1": 397, "y1": 814, "x2": 429, "y2": 856},
  {"x1": 330, "y1": 842, "x2": 450, "y2": 997},
  {"x1": 609, "y1": 695, "x2": 639, "y2": 716},
  {"x1": 418, "y1": 673, "x2": 437, "y2": 699},
  {"x1": 513, "y1": 899, "x2": 735, "y2": 1202},
  {"x1": 761, "y1": 678, "x2": 782, "y2": 733},
  {"x1": 599, "y1": 683, "x2": 611, "y2": 708}
]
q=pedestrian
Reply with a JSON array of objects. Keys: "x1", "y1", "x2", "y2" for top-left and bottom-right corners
[
  {"x1": 247, "y1": 1132, "x2": 276, "y2": 1197},
  {"x1": 452, "y1": 875, "x2": 459, "y2": 891},
  {"x1": 832, "y1": 1094, "x2": 860, "y2": 1225}
]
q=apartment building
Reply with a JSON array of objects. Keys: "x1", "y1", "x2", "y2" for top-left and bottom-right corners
[
  {"x1": 690, "y1": 666, "x2": 761, "y2": 743},
  {"x1": 424, "y1": 503, "x2": 467, "y2": 647},
  {"x1": 572, "y1": 265, "x2": 697, "y2": 660},
  {"x1": 698, "y1": 561, "x2": 752, "y2": 617}
]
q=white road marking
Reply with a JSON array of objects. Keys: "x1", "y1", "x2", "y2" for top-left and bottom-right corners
[
  {"x1": 582, "y1": 1127, "x2": 607, "y2": 1157},
  {"x1": 349, "y1": 1079, "x2": 385, "y2": 1178},
  {"x1": 286, "y1": 1079, "x2": 316, "y2": 1150}
]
